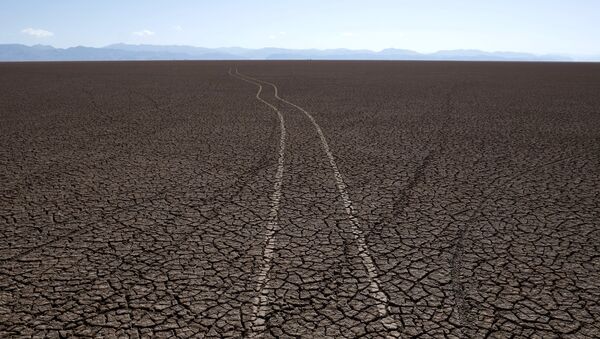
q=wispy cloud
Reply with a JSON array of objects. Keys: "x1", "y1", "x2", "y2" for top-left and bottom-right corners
[
  {"x1": 173, "y1": 25, "x2": 183, "y2": 31},
  {"x1": 269, "y1": 31, "x2": 287, "y2": 40},
  {"x1": 21, "y1": 27, "x2": 54, "y2": 38},
  {"x1": 341, "y1": 32, "x2": 354, "y2": 37},
  {"x1": 132, "y1": 29, "x2": 155, "y2": 37}
]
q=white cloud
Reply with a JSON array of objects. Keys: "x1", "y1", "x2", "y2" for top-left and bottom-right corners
[
  {"x1": 133, "y1": 29, "x2": 155, "y2": 37},
  {"x1": 341, "y1": 32, "x2": 354, "y2": 37},
  {"x1": 21, "y1": 28, "x2": 54, "y2": 38},
  {"x1": 173, "y1": 25, "x2": 183, "y2": 31},
  {"x1": 269, "y1": 31, "x2": 287, "y2": 40}
]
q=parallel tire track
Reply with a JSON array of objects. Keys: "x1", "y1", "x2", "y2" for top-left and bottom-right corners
[
  {"x1": 228, "y1": 69, "x2": 286, "y2": 338},
  {"x1": 235, "y1": 69, "x2": 400, "y2": 337}
]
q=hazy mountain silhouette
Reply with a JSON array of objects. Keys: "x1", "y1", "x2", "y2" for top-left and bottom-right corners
[{"x1": 0, "y1": 44, "x2": 575, "y2": 61}]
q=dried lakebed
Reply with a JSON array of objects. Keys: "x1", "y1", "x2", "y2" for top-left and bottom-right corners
[{"x1": 1, "y1": 61, "x2": 599, "y2": 338}]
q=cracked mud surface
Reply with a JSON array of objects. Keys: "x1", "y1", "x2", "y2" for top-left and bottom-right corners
[{"x1": 1, "y1": 61, "x2": 599, "y2": 338}]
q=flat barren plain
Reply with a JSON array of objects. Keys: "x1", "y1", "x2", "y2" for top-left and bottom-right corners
[{"x1": 1, "y1": 61, "x2": 599, "y2": 338}]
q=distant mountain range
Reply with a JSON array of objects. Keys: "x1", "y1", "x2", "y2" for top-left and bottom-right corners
[{"x1": 0, "y1": 43, "x2": 588, "y2": 62}]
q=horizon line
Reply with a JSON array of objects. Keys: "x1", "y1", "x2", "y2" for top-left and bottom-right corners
[
  {"x1": 2, "y1": 43, "x2": 599, "y2": 62},
  {"x1": 2, "y1": 42, "x2": 587, "y2": 57}
]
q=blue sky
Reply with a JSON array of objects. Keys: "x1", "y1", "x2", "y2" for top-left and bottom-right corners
[{"x1": 1, "y1": 0, "x2": 599, "y2": 55}]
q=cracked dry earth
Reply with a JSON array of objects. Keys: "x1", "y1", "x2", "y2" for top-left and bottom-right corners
[{"x1": 0, "y1": 61, "x2": 599, "y2": 338}]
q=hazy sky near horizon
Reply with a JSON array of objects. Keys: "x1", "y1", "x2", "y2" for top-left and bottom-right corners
[{"x1": 1, "y1": 0, "x2": 599, "y2": 55}]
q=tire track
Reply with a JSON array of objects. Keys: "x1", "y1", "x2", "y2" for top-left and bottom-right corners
[
  {"x1": 450, "y1": 152, "x2": 587, "y2": 335},
  {"x1": 235, "y1": 69, "x2": 399, "y2": 336},
  {"x1": 227, "y1": 69, "x2": 286, "y2": 337}
]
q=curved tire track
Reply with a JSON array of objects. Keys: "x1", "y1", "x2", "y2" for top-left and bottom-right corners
[
  {"x1": 235, "y1": 68, "x2": 400, "y2": 337},
  {"x1": 228, "y1": 68, "x2": 287, "y2": 338}
]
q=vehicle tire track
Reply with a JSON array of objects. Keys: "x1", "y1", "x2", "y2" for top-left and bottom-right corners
[
  {"x1": 450, "y1": 152, "x2": 589, "y2": 336},
  {"x1": 235, "y1": 69, "x2": 400, "y2": 337},
  {"x1": 228, "y1": 68, "x2": 286, "y2": 338}
]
